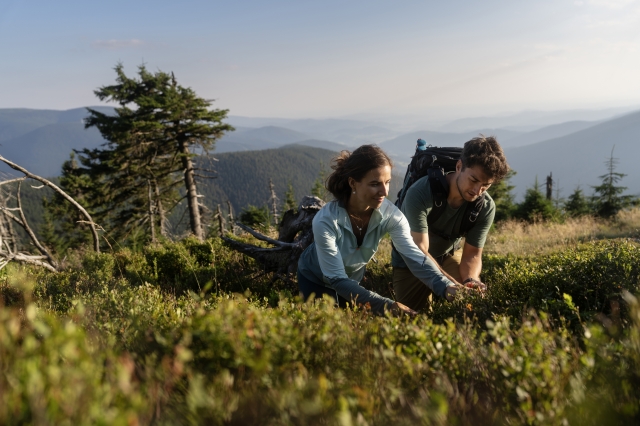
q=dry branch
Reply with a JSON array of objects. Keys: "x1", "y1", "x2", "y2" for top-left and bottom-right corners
[
  {"x1": 234, "y1": 222, "x2": 299, "y2": 248},
  {"x1": 16, "y1": 181, "x2": 58, "y2": 268},
  {"x1": 0, "y1": 177, "x2": 26, "y2": 187},
  {"x1": 0, "y1": 155, "x2": 100, "y2": 252},
  {"x1": 223, "y1": 196, "x2": 325, "y2": 276}
]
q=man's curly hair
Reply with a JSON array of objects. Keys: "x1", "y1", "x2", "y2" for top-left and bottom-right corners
[{"x1": 461, "y1": 135, "x2": 510, "y2": 182}]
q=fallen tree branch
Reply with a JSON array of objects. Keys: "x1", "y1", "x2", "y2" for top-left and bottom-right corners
[
  {"x1": 234, "y1": 222, "x2": 299, "y2": 248},
  {"x1": 0, "y1": 252, "x2": 57, "y2": 273},
  {"x1": 17, "y1": 181, "x2": 58, "y2": 268},
  {"x1": 222, "y1": 196, "x2": 325, "y2": 276}
]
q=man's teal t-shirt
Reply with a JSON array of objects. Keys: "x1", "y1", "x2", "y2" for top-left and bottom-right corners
[{"x1": 391, "y1": 175, "x2": 496, "y2": 268}]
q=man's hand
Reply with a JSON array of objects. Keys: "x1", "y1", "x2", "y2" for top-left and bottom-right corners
[
  {"x1": 463, "y1": 278, "x2": 487, "y2": 292},
  {"x1": 390, "y1": 301, "x2": 418, "y2": 316}
]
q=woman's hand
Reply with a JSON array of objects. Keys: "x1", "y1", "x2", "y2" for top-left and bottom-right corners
[
  {"x1": 445, "y1": 284, "x2": 467, "y2": 301},
  {"x1": 389, "y1": 301, "x2": 418, "y2": 316},
  {"x1": 446, "y1": 281, "x2": 486, "y2": 301}
]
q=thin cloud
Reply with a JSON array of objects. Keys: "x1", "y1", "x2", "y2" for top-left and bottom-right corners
[
  {"x1": 589, "y1": 0, "x2": 637, "y2": 9},
  {"x1": 90, "y1": 39, "x2": 146, "y2": 50}
]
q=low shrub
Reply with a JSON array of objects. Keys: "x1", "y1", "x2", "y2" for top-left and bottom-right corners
[
  {"x1": 2, "y1": 234, "x2": 640, "y2": 424},
  {"x1": 3, "y1": 276, "x2": 640, "y2": 425},
  {"x1": 432, "y1": 239, "x2": 640, "y2": 335}
]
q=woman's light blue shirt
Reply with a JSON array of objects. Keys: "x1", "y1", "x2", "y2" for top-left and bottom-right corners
[{"x1": 298, "y1": 199, "x2": 455, "y2": 313}]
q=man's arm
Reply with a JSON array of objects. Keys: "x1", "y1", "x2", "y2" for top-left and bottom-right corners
[
  {"x1": 411, "y1": 231, "x2": 461, "y2": 285},
  {"x1": 460, "y1": 242, "x2": 483, "y2": 283}
]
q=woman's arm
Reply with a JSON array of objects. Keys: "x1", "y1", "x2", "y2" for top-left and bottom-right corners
[
  {"x1": 312, "y1": 215, "x2": 394, "y2": 313},
  {"x1": 387, "y1": 212, "x2": 457, "y2": 299}
]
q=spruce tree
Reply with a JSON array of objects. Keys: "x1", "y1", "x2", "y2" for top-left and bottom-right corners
[
  {"x1": 311, "y1": 162, "x2": 327, "y2": 201},
  {"x1": 487, "y1": 169, "x2": 517, "y2": 222},
  {"x1": 591, "y1": 147, "x2": 636, "y2": 218},
  {"x1": 80, "y1": 63, "x2": 233, "y2": 242},
  {"x1": 239, "y1": 205, "x2": 269, "y2": 230},
  {"x1": 564, "y1": 187, "x2": 592, "y2": 218},
  {"x1": 514, "y1": 176, "x2": 558, "y2": 223},
  {"x1": 283, "y1": 181, "x2": 297, "y2": 213}
]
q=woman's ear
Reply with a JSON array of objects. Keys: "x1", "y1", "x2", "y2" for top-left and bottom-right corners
[{"x1": 348, "y1": 177, "x2": 355, "y2": 190}]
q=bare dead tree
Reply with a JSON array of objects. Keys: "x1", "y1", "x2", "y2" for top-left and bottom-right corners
[
  {"x1": 0, "y1": 156, "x2": 102, "y2": 272},
  {"x1": 269, "y1": 178, "x2": 279, "y2": 227},
  {"x1": 216, "y1": 204, "x2": 226, "y2": 238},
  {"x1": 222, "y1": 196, "x2": 324, "y2": 281},
  {"x1": 546, "y1": 172, "x2": 553, "y2": 201},
  {"x1": 0, "y1": 181, "x2": 19, "y2": 255},
  {"x1": 0, "y1": 180, "x2": 57, "y2": 272},
  {"x1": 146, "y1": 168, "x2": 167, "y2": 237},
  {"x1": 147, "y1": 180, "x2": 157, "y2": 243},
  {"x1": 0, "y1": 155, "x2": 100, "y2": 253},
  {"x1": 227, "y1": 200, "x2": 235, "y2": 234}
]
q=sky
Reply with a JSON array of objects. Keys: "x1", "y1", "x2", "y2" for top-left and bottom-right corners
[{"x1": 1, "y1": 0, "x2": 639, "y2": 119}]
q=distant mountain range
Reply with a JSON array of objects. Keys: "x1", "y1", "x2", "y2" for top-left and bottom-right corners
[
  {"x1": 436, "y1": 106, "x2": 637, "y2": 133},
  {"x1": 504, "y1": 109, "x2": 640, "y2": 200},
  {"x1": 379, "y1": 128, "x2": 523, "y2": 166},
  {"x1": 1, "y1": 106, "x2": 639, "y2": 206},
  {"x1": 0, "y1": 107, "x2": 112, "y2": 177}
]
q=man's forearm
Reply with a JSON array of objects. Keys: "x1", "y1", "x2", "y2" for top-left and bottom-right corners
[{"x1": 459, "y1": 257, "x2": 482, "y2": 282}]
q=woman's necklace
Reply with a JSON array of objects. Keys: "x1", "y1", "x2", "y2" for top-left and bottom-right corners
[{"x1": 349, "y1": 212, "x2": 370, "y2": 238}]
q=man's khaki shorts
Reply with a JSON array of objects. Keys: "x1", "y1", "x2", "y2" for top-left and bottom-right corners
[{"x1": 392, "y1": 249, "x2": 462, "y2": 312}]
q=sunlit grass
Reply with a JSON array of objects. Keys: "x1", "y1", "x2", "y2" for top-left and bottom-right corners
[{"x1": 486, "y1": 208, "x2": 640, "y2": 257}]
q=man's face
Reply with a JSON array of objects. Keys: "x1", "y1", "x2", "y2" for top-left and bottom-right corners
[{"x1": 455, "y1": 161, "x2": 494, "y2": 202}]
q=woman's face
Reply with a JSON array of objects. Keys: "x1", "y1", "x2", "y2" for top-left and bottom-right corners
[{"x1": 350, "y1": 165, "x2": 392, "y2": 210}]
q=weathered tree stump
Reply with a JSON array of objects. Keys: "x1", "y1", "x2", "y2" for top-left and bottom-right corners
[{"x1": 222, "y1": 196, "x2": 325, "y2": 277}]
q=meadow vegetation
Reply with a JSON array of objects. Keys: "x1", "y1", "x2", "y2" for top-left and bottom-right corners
[{"x1": 1, "y1": 210, "x2": 640, "y2": 425}]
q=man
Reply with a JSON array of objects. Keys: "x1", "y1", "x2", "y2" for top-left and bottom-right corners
[{"x1": 391, "y1": 136, "x2": 510, "y2": 311}]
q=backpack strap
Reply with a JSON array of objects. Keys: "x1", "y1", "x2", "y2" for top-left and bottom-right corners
[
  {"x1": 458, "y1": 194, "x2": 485, "y2": 237},
  {"x1": 426, "y1": 172, "x2": 485, "y2": 240},
  {"x1": 426, "y1": 167, "x2": 448, "y2": 226}
]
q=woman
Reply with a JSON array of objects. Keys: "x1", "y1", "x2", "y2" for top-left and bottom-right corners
[{"x1": 297, "y1": 144, "x2": 464, "y2": 315}]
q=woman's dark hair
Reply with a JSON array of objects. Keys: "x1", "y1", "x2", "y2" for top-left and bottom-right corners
[{"x1": 325, "y1": 144, "x2": 393, "y2": 205}]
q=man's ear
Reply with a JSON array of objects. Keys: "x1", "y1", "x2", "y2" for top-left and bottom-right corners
[{"x1": 456, "y1": 159, "x2": 463, "y2": 173}]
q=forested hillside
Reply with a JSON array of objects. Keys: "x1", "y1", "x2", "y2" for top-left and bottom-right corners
[{"x1": 196, "y1": 144, "x2": 403, "y2": 215}]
